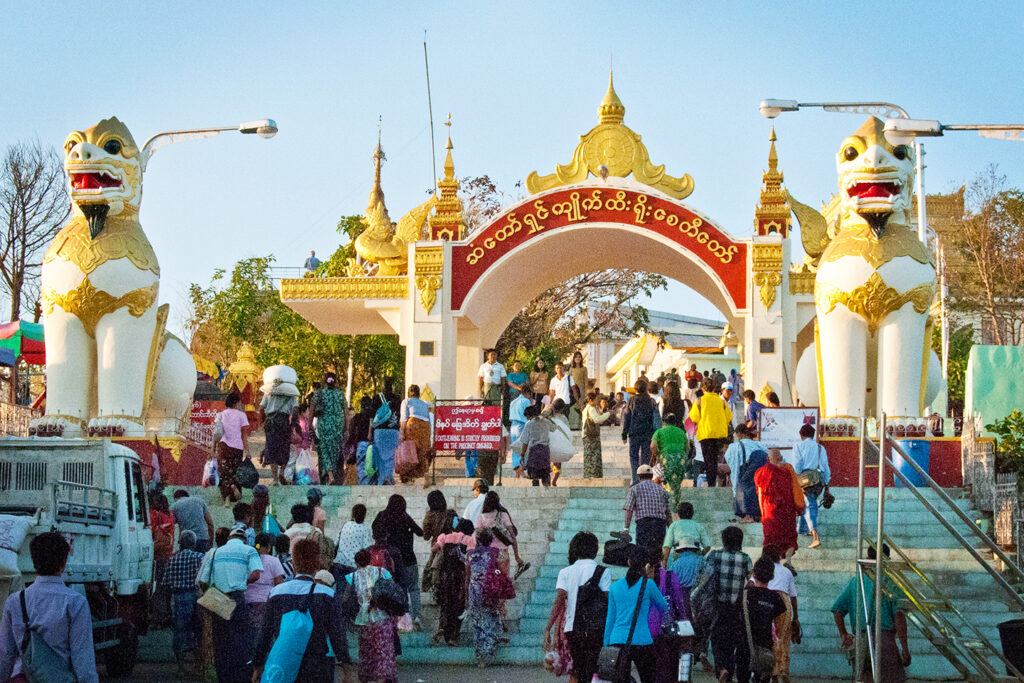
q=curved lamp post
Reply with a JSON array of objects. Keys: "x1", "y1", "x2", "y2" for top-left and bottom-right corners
[{"x1": 139, "y1": 118, "x2": 278, "y2": 171}]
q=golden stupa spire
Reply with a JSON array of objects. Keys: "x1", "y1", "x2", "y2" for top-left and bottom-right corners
[
  {"x1": 754, "y1": 127, "x2": 791, "y2": 237},
  {"x1": 526, "y1": 71, "x2": 694, "y2": 199},
  {"x1": 429, "y1": 113, "x2": 466, "y2": 240},
  {"x1": 354, "y1": 125, "x2": 404, "y2": 268},
  {"x1": 598, "y1": 70, "x2": 625, "y2": 124}
]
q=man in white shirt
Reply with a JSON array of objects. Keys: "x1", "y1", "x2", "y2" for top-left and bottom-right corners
[
  {"x1": 461, "y1": 479, "x2": 488, "y2": 525},
  {"x1": 793, "y1": 424, "x2": 831, "y2": 548},
  {"x1": 548, "y1": 364, "x2": 574, "y2": 417},
  {"x1": 544, "y1": 531, "x2": 611, "y2": 683},
  {"x1": 478, "y1": 349, "x2": 507, "y2": 404}
]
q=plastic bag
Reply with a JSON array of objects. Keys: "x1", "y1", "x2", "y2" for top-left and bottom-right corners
[
  {"x1": 202, "y1": 458, "x2": 219, "y2": 488},
  {"x1": 549, "y1": 420, "x2": 575, "y2": 463},
  {"x1": 396, "y1": 613, "x2": 414, "y2": 633},
  {"x1": 294, "y1": 448, "x2": 319, "y2": 486},
  {"x1": 284, "y1": 449, "x2": 298, "y2": 484}
]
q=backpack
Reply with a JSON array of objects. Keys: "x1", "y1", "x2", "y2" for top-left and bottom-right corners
[
  {"x1": 573, "y1": 565, "x2": 608, "y2": 641},
  {"x1": 369, "y1": 545, "x2": 395, "y2": 573},
  {"x1": 18, "y1": 591, "x2": 75, "y2": 683}
]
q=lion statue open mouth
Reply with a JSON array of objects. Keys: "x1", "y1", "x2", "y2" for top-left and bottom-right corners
[
  {"x1": 836, "y1": 118, "x2": 914, "y2": 237},
  {"x1": 33, "y1": 117, "x2": 196, "y2": 439}
]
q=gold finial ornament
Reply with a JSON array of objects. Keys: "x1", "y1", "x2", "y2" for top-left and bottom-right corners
[
  {"x1": 353, "y1": 133, "x2": 436, "y2": 276},
  {"x1": 526, "y1": 71, "x2": 694, "y2": 199},
  {"x1": 429, "y1": 113, "x2": 466, "y2": 241},
  {"x1": 754, "y1": 128, "x2": 791, "y2": 237}
]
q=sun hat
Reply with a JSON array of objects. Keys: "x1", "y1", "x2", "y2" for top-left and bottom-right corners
[{"x1": 636, "y1": 464, "x2": 654, "y2": 476}]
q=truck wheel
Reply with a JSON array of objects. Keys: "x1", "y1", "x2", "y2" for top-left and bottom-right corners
[{"x1": 103, "y1": 622, "x2": 138, "y2": 678}]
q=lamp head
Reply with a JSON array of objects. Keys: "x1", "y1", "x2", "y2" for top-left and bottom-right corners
[
  {"x1": 759, "y1": 99, "x2": 799, "y2": 119},
  {"x1": 239, "y1": 119, "x2": 278, "y2": 139},
  {"x1": 883, "y1": 118, "x2": 942, "y2": 145}
]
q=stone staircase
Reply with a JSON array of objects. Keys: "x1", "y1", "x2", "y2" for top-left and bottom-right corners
[{"x1": 185, "y1": 428, "x2": 1019, "y2": 677}]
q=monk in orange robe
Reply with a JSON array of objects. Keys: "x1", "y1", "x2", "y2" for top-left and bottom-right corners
[{"x1": 755, "y1": 447, "x2": 805, "y2": 562}]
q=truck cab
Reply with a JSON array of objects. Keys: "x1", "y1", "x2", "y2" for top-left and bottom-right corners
[{"x1": 0, "y1": 438, "x2": 153, "y2": 677}]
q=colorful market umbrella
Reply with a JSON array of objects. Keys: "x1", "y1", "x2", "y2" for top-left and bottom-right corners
[{"x1": 0, "y1": 320, "x2": 45, "y2": 365}]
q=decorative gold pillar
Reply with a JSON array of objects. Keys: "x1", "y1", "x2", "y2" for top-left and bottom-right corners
[
  {"x1": 414, "y1": 246, "x2": 443, "y2": 314},
  {"x1": 752, "y1": 243, "x2": 783, "y2": 310}
]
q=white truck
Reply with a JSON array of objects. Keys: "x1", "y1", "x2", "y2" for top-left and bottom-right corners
[{"x1": 0, "y1": 438, "x2": 153, "y2": 677}]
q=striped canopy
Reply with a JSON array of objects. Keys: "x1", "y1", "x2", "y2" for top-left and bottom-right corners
[{"x1": 0, "y1": 320, "x2": 45, "y2": 365}]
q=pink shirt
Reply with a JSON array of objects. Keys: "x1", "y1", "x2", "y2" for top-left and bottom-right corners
[
  {"x1": 435, "y1": 531, "x2": 476, "y2": 550},
  {"x1": 476, "y1": 510, "x2": 515, "y2": 550},
  {"x1": 245, "y1": 553, "x2": 284, "y2": 604},
  {"x1": 217, "y1": 408, "x2": 249, "y2": 450}
]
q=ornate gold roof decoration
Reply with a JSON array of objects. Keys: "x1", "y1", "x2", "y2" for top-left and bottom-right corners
[
  {"x1": 226, "y1": 341, "x2": 261, "y2": 393},
  {"x1": 754, "y1": 128, "x2": 791, "y2": 237},
  {"x1": 526, "y1": 71, "x2": 694, "y2": 199},
  {"x1": 280, "y1": 276, "x2": 408, "y2": 301},
  {"x1": 429, "y1": 115, "x2": 466, "y2": 241},
  {"x1": 352, "y1": 135, "x2": 436, "y2": 276},
  {"x1": 751, "y1": 243, "x2": 784, "y2": 310}
]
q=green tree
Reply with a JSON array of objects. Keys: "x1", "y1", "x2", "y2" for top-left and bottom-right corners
[
  {"x1": 984, "y1": 409, "x2": 1024, "y2": 474},
  {"x1": 931, "y1": 324, "x2": 973, "y2": 413},
  {"x1": 946, "y1": 167, "x2": 1024, "y2": 344},
  {"x1": 495, "y1": 270, "x2": 668, "y2": 361},
  {"x1": 187, "y1": 255, "x2": 403, "y2": 397},
  {"x1": 317, "y1": 215, "x2": 364, "y2": 277}
]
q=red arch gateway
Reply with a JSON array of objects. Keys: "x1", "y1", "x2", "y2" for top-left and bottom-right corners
[{"x1": 450, "y1": 185, "x2": 748, "y2": 312}]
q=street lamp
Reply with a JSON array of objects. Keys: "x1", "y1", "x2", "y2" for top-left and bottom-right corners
[
  {"x1": 882, "y1": 117, "x2": 1024, "y2": 381},
  {"x1": 139, "y1": 118, "x2": 278, "y2": 171},
  {"x1": 759, "y1": 100, "x2": 929, "y2": 244},
  {"x1": 883, "y1": 118, "x2": 1024, "y2": 144}
]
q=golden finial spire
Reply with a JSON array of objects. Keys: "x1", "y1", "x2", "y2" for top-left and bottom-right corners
[
  {"x1": 598, "y1": 70, "x2": 625, "y2": 124},
  {"x1": 754, "y1": 127, "x2": 790, "y2": 237},
  {"x1": 429, "y1": 112, "x2": 465, "y2": 240}
]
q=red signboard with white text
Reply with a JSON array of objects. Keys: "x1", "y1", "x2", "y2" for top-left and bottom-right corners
[
  {"x1": 433, "y1": 404, "x2": 503, "y2": 450},
  {"x1": 450, "y1": 186, "x2": 748, "y2": 311}
]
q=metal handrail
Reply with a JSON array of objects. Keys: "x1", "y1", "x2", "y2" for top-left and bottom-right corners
[{"x1": 866, "y1": 435, "x2": 1024, "y2": 609}]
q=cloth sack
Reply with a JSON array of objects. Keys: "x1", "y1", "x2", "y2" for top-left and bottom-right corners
[
  {"x1": 235, "y1": 459, "x2": 259, "y2": 489},
  {"x1": 202, "y1": 458, "x2": 219, "y2": 488},
  {"x1": 18, "y1": 590, "x2": 74, "y2": 683},
  {"x1": 395, "y1": 439, "x2": 419, "y2": 476},
  {"x1": 549, "y1": 420, "x2": 575, "y2": 463},
  {"x1": 260, "y1": 581, "x2": 317, "y2": 683},
  {"x1": 596, "y1": 577, "x2": 647, "y2": 683},
  {"x1": 0, "y1": 516, "x2": 32, "y2": 576}
]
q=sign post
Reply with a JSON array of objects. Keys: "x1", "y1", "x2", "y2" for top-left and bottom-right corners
[{"x1": 432, "y1": 400, "x2": 504, "y2": 485}]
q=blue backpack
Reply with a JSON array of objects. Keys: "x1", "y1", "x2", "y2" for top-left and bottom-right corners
[{"x1": 261, "y1": 580, "x2": 318, "y2": 683}]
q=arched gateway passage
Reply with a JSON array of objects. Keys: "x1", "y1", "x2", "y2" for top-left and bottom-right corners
[{"x1": 446, "y1": 179, "x2": 750, "y2": 397}]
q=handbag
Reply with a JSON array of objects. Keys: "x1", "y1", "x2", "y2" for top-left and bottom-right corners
[
  {"x1": 341, "y1": 579, "x2": 360, "y2": 621},
  {"x1": 583, "y1": 415, "x2": 600, "y2": 439},
  {"x1": 18, "y1": 591, "x2": 75, "y2": 683},
  {"x1": 822, "y1": 485, "x2": 836, "y2": 509},
  {"x1": 371, "y1": 393, "x2": 393, "y2": 428},
  {"x1": 742, "y1": 586, "x2": 775, "y2": 675},
  {"x1": 196, "y1": 549, "x2": 237, "y2": 621},
  {"x1": 235, "y1": 458, "x2": 259, "y2": 489},
  {"x1": 657, "y1": 569, "x2": 680, "y2": 638},
  {"x1": 596, "y1": 577, "x2": 647, "y2": 683},
  {"x1": 796, "y1": 468, "x2": 822, "y2": 489},
  {"x1": 370, "y1": 571, "x2": 409, "y2": 617},
  {"x1": 260, "y1": 580, "x2": 317, "y2": 683}
]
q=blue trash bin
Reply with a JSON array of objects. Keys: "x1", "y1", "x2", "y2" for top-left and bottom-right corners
[{"x1": 893, "y1": 439, "x2": 929, "y2": 487}]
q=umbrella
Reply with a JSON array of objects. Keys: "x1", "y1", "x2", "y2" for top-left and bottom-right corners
[{"x1": 0, "y1": 321, "x2": 45, "y2": 365}]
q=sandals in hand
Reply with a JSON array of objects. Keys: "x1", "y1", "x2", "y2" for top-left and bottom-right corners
[{"x1": 513, "y1": 561, "x2": 531, "y2": 581}]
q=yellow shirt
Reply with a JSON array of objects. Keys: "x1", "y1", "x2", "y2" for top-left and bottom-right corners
[{"x1": 688, "y1": 393, "x2": 732, "y2": 440}]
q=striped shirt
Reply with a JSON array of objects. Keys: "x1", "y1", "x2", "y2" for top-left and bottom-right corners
[{"x1": 197, "y1": 539, "x2": 262, "y2": 593}]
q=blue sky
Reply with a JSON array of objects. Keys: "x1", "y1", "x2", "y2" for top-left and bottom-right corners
[{"x1": 4, "y1": 2, "x2": 1024, "y2": 333}]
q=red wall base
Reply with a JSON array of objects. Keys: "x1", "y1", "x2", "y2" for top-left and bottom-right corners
[
  {"x1": 114, "y1": 438, "x2": 208, "y2": 487},
  {"x1": 823, "y1": 437, "x2": 962, "y2": 487}
]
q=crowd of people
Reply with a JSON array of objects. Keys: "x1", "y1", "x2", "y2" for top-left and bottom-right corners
[{"x1": 138, "y1": 482, "x2": 533, "y2": 681}]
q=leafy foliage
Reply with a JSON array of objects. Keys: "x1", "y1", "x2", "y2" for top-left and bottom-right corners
[
  {"x1": 985, "y1": 409, "x2": 1024, "y2": 474},
  {"x1": 495, "y1": 270, "x2": 668, "y2": 361},
  {"x1": 187, "y1": 255, "x2": 403, "y2": 397},
  {"x1": 946, "y1": 166, "x2": 1024, "y2": 345},
  {"x1": 317, "y1": 215, "x2": 364, "y2": 277},
  {"x1": 931, "y1": 324, "x2": 973, "y2": 412}
]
